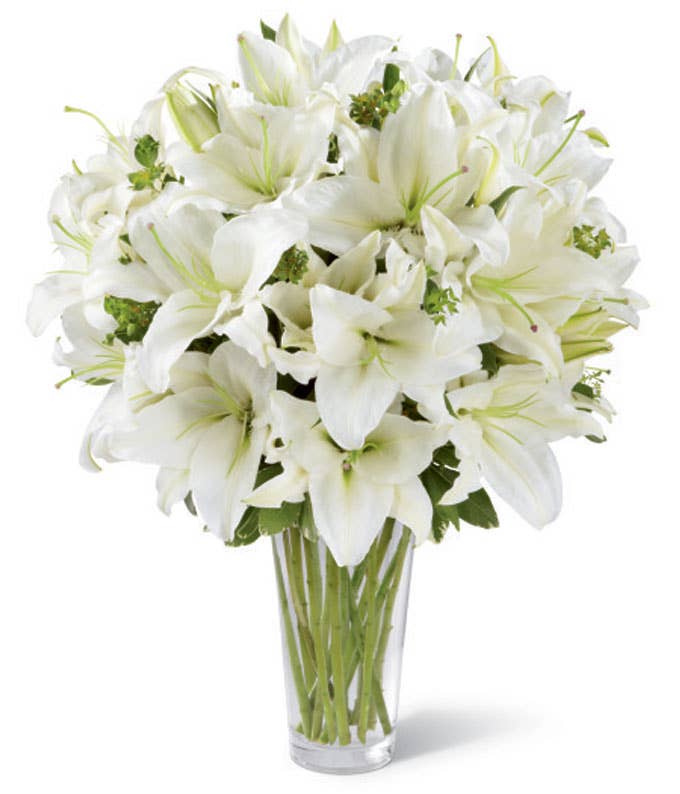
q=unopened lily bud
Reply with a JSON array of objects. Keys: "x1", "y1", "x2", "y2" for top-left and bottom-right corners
[
  {"x1": 165, "y1": 82, "x2": 219, "y2": 152},
  {"x1": 323, "y1": 20, "x2": 343, "y2": 54}
]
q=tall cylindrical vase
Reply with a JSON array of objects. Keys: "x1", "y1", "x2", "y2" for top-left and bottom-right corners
[{"x1": 272, "y1": 519, "x2": 413, "y2": 774}]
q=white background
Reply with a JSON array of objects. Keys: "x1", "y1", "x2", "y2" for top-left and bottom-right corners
[{"x1": 1, "y1": 1, "x2": 678, "y2": 792}]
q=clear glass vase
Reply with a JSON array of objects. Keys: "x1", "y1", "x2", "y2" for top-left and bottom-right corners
[{"x1": 272, "y1": 519, "x2": 413, "y2": 774}]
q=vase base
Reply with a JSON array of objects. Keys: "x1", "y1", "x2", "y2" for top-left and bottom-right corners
[{"x1": 289, "y1": 730, "x2": 395, "y2": 774}]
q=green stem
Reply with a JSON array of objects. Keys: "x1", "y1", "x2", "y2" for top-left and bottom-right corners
[
  {"x1": 372, "y1": 674, "x2": 392, "y2": 735},
  {"x1": 339, "y1": 566, "x2": 357, "y2": 704},
  {"x1": 351, "y1": 557, "x2": 367, "y2": 592},
  {"x1": 353, "y1": 519, "x2": 396, "y2": 622},
  {"x1": 303, "y1": 536, "x2": 337, "y2": 744},
  {"x1": 327, "y1": 551, "x2": 351, "y2": 745},
  {"x1": 372, "y1": 527, "x2": 411, "y2": 724},
  {"x1": 357, "y1": 539, "x2": 380, "y2": 743},
  {"x1": 346, "y1": 520, "x2": 398, "y2": 721},
  {"x1": 278, "y1": 521, "x2": 409, "y2": 746},
  {"x1": 283, "y1": 528, "x2": 316, "y2": 691},
  {"x1": 309, "y1": 684, "x2": 323, "y2": 741},
  {"x1": 376, "y1": 518, "x2": 395, "y2": 570},
  {"x1": 272, "y1": 541, "x2": 312, "y2": 737},
  {"x1": 304, "y1": 549, "x2": 324, "y2": 741},
  {"x1": 366, "y1": 519, "x2": 394, "y2": 729}
]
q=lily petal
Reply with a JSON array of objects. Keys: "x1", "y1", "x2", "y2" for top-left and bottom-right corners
[
  {"x1": 285, "y1": 176, "x2": 402, "y2": 255},
  {"x1": 156, "y1": 468, "x2": 190, "y2": 515},
  {"x1": 391, "y1": 477, "x2": 432, "y2": 544},
  {"x1": 439, "y1": 456, "x2": 483, "y2": 506},
  {"x1": 27, "y1": 273, "x2": 84, "y2": 336},
  {"x1": 138, "y1": 289, "x2": 230, "y2": 393},
  {"x1": 356, "y1": 414, "x2": 444, "y2": 484},
  {"x1": 210, "y1": 209, "x2": 308, "y2": 298},
  {"x1": 378, "y1": 86, "x2": 459, "y2": 216},
  {"x1": 237, "y1": 31, "x2": 299, "y2": 105},
  {"x1": 315, "y1": 361, "x2": 399, "y2": 450},
  {"x1": 309, "y1": 466, "x2": 393, "y2": 565},
  {"x1": 310, "y1": 283, "x2": 391, "y2": 366},
  {"x1": 190, "y1": 418, "x2": 266, "y2": 541},
  {"x1": 245, "y1": 463, "x2": 308, "y2": 508},
  {"x1": 479, "y1": 428, "x2": 562, "y2": 528},
  {"x1": 321, "y1": 230, "x2": 381, "y2": 294}
]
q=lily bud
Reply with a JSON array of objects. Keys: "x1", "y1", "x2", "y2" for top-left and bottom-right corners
[
  {"x1": 323, "y1": 20, "x2": 343, "y2": 54},
  {"x1": 165, "y1": 82, "x2": 219, "y2": 152},
  {"x1": 559, "y1": 302, "x2": 626, "y2": 362}
]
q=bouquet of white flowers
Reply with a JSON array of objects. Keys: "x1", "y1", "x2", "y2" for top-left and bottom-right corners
[{"x1": 28, "y1": 16, "x2": 645, "y2": 773}]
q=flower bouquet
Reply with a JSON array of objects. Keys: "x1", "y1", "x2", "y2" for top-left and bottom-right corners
[{"x1": 28, "y1": 15, "x2": 645, "y2": 774}]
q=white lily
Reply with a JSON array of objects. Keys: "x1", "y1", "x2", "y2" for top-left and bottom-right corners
[
  {"x1": 286, "y1": 84, "x2": 483, "y2": 254},
  {"x1": 78, "y1": 343, "x2": 160, "y2": 472},
  {"x1": 488, "y1": 100, "x2": 611, "y2": 203},
  {"x1": 27, "y1": 97, "x2": 172, "y2": 336},
  {"x1": 129, "y1": 201, "x2": 307, "y2": 392},
  {"x1": 309, "y1": 247, "x2": 483, "y2": 449},
  {"x1": 171, "y1": 90, "x2": 335, "y2": 211},
  {"x1": 238, "y1": 231, "x2": 383, "y2": 381},
  {"x1": 237, "y1": 16, "x2": 394, "y2": 107},
  {"x1": 53, "y1": 304, "x2": 126, "y2": 387},
  {"x1": 26, "y1": 169, "x2": 129, "y2": 335},
  {"x1": 28, "y1": 26, "x2": 646, "y2": 567},
  {"x1": 247, "y1": 392, "x2": 443, "y2": 565},
  {"x1": 427, "y1": 364, "x2": 603, "y2": 527},
  {"x1": 111, "y1": 342, "x2": 275, "y2": 540},
  {"x1": 421, "y1": 184, "x2": 624, "y2": 376}
]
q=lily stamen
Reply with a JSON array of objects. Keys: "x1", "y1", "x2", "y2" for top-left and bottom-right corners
[
  {"x1": 403, "y1": 165, "x2": 469, "y2": 226},
  {"x1": 148, "y1": 223, "x2": 221, "y2": 299},
  {"x1": 534, "y1": 109, "x2": 585, "y2": 176}
]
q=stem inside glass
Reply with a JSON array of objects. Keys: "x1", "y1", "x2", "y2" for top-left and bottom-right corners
[{"x1": 272, "y1": 519, "x2": 412, "y2": 748}]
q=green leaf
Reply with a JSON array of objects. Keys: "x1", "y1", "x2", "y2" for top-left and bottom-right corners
[
  {"x1": 420, "y1": 465, "x2": 461, "y2": 541},
  {"x1": 489, "y1": 185, "x2": 523, "y2": 215},
  {"x1": 457, "y1": 488, "x2": 499, "y2": 529},
  {"x1": 187, "y1": 334, "x2": 225, "y2": 354},
  {"x1": 572, "y1": 381, "x2": 595, "y2": 399},
  {"x1": 327, "y1": 132, "x2": 339, "y2": 164},
  {"x1": 134, "y1": 134, "x2": 160, "y2": 168},
  {"x1": 258, "y1": 500, "x2": 302, "y2": 536},
  {"x1": 433, "y1": 443, "x2": 460, "y2": 470},
  {"x1": 260, "y1": 20, "x2": 276, "y2": 41},
  {"x1": 184, "y1": 492, "x2": 197, "y2": 516},
  {"x1": 432, "y1": 504, "x2": 459, "y2": 542},
  {"x1": 226, "y1": 507, "x2": 260, "y2": 547},
  {"x1": 254, "y1": 462, "x2": 283, "y2": 486},
  {"x1": 421, "y1": 465, "x2": 453, "y2": 500},
  {"x1": 480, "y1": 342, "x2": 500, "y2": 377},
  {"x1": 299, "y1": 493, "x2": 319, "y2": 542},
  {"x1": 382, "y1": 63, "x2": 400, "y2": 93},
  {"x1": 586, "y1": 434, "x2": 606, "y2": 443},
  {"x1": 401, "y1": 396, "x2": 425, "y2": 421},
  {"x1": 224, "y1": 463, "x2": 286, "y2": 548}
]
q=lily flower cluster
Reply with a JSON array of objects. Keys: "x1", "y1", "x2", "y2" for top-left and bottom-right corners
[{"x1": 28, "y1": 17, "x2": 646, "y2": 565}]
